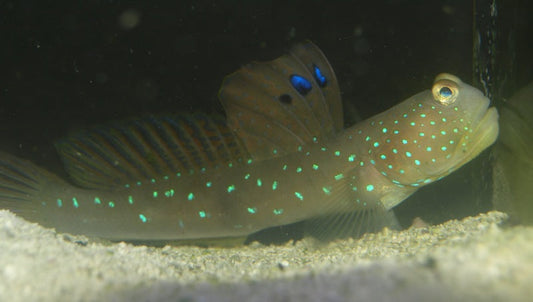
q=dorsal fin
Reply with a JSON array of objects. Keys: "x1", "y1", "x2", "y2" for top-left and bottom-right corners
[
  {"x1": 219, "y1": 41, "x2": 343, "y2": 160},
  {"x1": 55, "y1": 114, "x2": 249, "y2": 189}
]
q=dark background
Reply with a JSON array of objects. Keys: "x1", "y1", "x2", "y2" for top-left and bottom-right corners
[{"x1": 1, "y1": 0, "x2": 530, "y2": 242}]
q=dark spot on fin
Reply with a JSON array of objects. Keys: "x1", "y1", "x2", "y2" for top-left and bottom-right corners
[
  {"x1": 313, "y1": 64, "x2": 327, "y2": 87},
  {"x1": 303, "y1": 206, "x2": 400, "y2": 242},
  {"x1": 278, "y1": 94, "x2": 293, "y2": 104},
  {"x1": 289, "y1": 74, "x2": 312, "y2": 96}
]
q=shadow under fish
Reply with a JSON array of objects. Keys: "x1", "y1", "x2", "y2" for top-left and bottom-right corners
[{"x1": 0, "y1": 42, "x2": 499, "y2": 245}]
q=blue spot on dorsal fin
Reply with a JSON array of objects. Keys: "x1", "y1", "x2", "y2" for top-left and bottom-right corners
[
  {"x1": 313, "y1": 64, "x2": 327, "y2": 87},
  {"x1": 290, "y1": 74, "x2": 312, "y2": 95}
]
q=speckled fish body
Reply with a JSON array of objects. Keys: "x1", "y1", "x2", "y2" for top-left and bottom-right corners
[{"x1": 0, "y1": 42, "x2": 499, "y2": 241}]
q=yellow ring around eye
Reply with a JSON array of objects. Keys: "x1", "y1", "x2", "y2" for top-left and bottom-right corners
[{"x1": 432, "y1": 79, "x2": 459, "y2": 105}]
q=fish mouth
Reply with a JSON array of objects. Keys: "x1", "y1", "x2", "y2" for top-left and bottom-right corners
[{"x1": 451, "y1": 107, "x2": 499, "y2": 169}]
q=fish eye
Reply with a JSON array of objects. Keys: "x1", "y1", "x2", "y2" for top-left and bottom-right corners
[
  {"x1": 439, "y1": 87, "x2": 452, "y2": 97},
  {"x1": 432, "y1": 79, "x2": 459, "y2": 105}
]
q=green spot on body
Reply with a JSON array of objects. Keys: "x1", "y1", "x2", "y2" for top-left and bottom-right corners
[
  {"x1": 365, "y1": 136, "x2": 371, "y2": 141},
  {"x1": 273, "y1": 208, "x2": 284, "y2": 215},
  {"x1": 414, "y1": 159, "x2": 421, "y2": 165},
  {"x1": 296, "y1": 167, "x2": 302, "y2": 173},
  {"x1": 206, "y1": 181, "x2": 212, "y2": 187},
  {"x1": 153, "y1": 191, "x2": 158, "y2": 198},
  {"x1": 72, "y1": 197, "x2": 79, "y2": 208},
  {"x1": 198, "y1": 211, "x2": 206, "y2": 218},
  {"x1": 151, "y1": 178, "x2": 156, "y2": 183},
  {"x1": 163, "y1": 176, "x2": 169, "y2": 180},
  {"x1": 426, "y1": 146, "x2": 432, "y2": 151},
  {"x1": 402, "y1": 139, "x2": 408, "y2": 144},
  {"x1": 420, "y1": 113, "x2": 426, "y2": 118},
  {"x1": 392, "y1": 148, "x2": 398, "y2": 154},
  {"x1": 139, "y1": 214, "x2": 147, "y2": 223},
  {"x1": 373, "y1": 142, "x2": 379, "y2": 147},
  {"x1": 312, "y1": 164, "x2": 319, "y2": 170},
  {"x1": 94, "y1": 197, "x2": 101, "y2": 205},
  {"x1": 406, "y1": 151, "x2": 412, "y2": 157},
  {"x1": 136, "y1": 181, "x2": 142, "y2": 186},
  {"x1": 164, "y1": 189, "x2": 175, "y2": 197},
  {"x1": 441, "y1": 146, "x2": 447, "y2": 151},
  {"x1": 441, "y1": 130, "x2": 447, "y2": 135},
  {"x1": 56, "y1": 199, "x2": 63, "y2": 208},
  {"x1": 128, "y1": 195, "x2": 134, "y2": 204},
  {"x1": 322, "y1": 186, "x2": 331, "y2": 195},
  {"x1": 382, "y1": 128, "x2": 388, "y2": 133},
  {"x1": 334, "y1": 150, "x2": 341, "y2": 156},
  {"x1": 188, "y1": 193, "x2": 194, "y2": 201},
  {"x1": 244, "y1": 173, "x2": 250, "y2": 180},
  {"x1": 247, "y1": 207, "x2": 257, "y2": 214},
  {"x1": 410, "y1": 122, "x2": 416, "y2": 126},
  {"x1": 108, "y1": 201, "x2": 115, "y2": 208},
  {"x1": 366, "y1": 184, "x2": 374, "y2": 192},
  {"x1": 247, "y1": 159, "x2": 253, "y2": 164},
  {"x1": 272, "y1": 181, "x2": 278, "y2": 190},
  {"x1": 257, "y1": 179, "x2": 262, "y2": 187},
  {"x1": 124, "y1": 184, "x2": 130, "y2": 188},
  {"x1": 334, "y1": 173, "x2": 344, "y2": 181},
  {"x1": 227, "y1": 185, "x2": 235, "y2": 193},
  {"x1": 294, "y1": 192, "x2": 304, "y2": 200},
  {"x1": 419, "y1": 132, "x2": 425, "y2": 137},
  {"x1": 282, "y1": 165, "x2": 288, "y2": 171},
  {"x1": 348, "y1": 154, "x2": 356, "y2": 162}
]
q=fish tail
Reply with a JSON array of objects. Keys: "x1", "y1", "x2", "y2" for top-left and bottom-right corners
[{"x1": 0, "y1": 152, "x2": 63, "y2": 219}]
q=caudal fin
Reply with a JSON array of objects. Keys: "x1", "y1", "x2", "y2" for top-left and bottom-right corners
[{"x1": 0, "y1": 152, "x2": 55, "y2": 217}]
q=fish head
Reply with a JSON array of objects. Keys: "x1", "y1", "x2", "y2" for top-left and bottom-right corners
[{"x1": 368, "y1": 73, "x2": 499, "y2": 188}]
